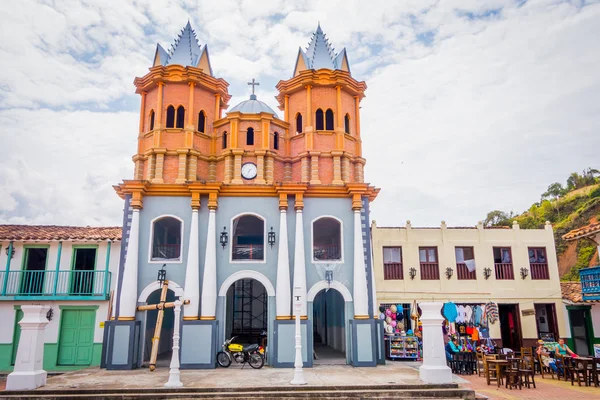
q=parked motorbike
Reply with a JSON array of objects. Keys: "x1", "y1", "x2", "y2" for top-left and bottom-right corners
[{"x1": 216, "y1": 336, "x2": 265, "y2": 369}]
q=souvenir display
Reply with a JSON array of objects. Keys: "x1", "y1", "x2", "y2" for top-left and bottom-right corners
[
  {"x1": 441, "y1": 301, "x2": 498, "y2": 352},
  {"x1": 380, "y1": 302, "x2": 422, "y2": 361}
]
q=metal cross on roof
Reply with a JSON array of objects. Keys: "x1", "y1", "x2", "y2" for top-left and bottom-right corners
[{"x1": 247, "y1": 78, "x2": 260, "y2": 94}]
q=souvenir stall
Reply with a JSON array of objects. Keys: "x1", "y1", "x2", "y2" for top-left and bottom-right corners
[
  {"x1": 442, "y1": 302, "x2": 499, "y2": 354},
  {"x1": 379, "y1": 302, "x2": 422, "y2": 360}
]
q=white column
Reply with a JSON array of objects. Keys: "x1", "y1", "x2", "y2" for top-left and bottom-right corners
[
  {"x1": 290, "y1": 287, "x2": 307, "y2": 385},
  {"x1": 119, "y1": 208, "x2": 140, "y2": 318},
  {"x1": 419, "y1": 302, "x2": 453, "y2": 384},
  {"x1": 292, "y1": 209, "x2": 307, "y2": 317},
  {"x1": 201, "y1": 209, "x2": 217, "y2": 318},
  {"x1": 276, "y1": 209, "x2": 291, "y2": 318},
  {"x1": 183, "y1": 209, "x2": 200, "y2": 319},
  {"x1": 6, "y1": 305, "x2": 50, "y2": 390},
  {"x1": 165, "y1": 300, "x2": 183, "y2": 387},
  {"x1": 353, "y1": 209, "x2": 369, "y2": 317}
]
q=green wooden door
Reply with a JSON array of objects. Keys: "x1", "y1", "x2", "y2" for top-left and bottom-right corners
[
  {"x1": 57, "y1": 310, "x2": 95, "y2": 365},
  {"x1": 11, "y1": 309, "x2": 24, "y2": 365}
]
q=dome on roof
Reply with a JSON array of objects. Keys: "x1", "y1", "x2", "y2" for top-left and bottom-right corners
[{"x1": 228, "y1": 94, "x2": 279, "y2": 118}]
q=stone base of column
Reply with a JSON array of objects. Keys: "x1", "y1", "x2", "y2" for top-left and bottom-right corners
[
  {"x1": 419, "y1": 365, "x2": 453, "y2": 384},
  {"x1": 6, "y1": 371, "x2": 47, "y2": 391},
  {"x1": 418, "y1": 301, "x2": 453, "y2": 384}
]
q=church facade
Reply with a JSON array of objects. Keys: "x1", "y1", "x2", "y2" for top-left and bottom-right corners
[{"x1": 102, "y1": 23, "x2": 381, "y2": 369}]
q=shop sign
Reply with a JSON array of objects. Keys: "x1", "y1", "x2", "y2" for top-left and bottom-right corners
[{"x1": 521, "y1": 309, "x2": 535, "y2": 316}]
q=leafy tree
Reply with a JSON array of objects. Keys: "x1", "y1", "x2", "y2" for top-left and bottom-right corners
[
  {"x1": 483, "y1": 210, "x2": 513, "y2": 227},
  {"x1": 542, "y1": 182, "x2": 565, "y2": 201}
]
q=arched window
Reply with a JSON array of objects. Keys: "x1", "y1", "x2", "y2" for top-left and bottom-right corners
[
  {"x1": 222, "y1": 131, "x2": 227, "y2": 149},
  {"x1": 232, "y1": 214, "x2": 265, "y2": 261},
  {"x1": 149, "y1": 110, "x2": 155, "y2": 131},
  {"x1": 315, "y1": 109, "x2": 324, "y2": 130},
  {"x1": 296, "y1": 113, "x2": 303, "y2": 133},
  {"x1": 344, "y1": 113, "x2": 350, "y2": 134},
  {"x1": 166, "y1": 105, "x2": 175, "y2": 128},
  {"x1": 176, "y1": 106, "x2": 185, "y2": 128},
  {"x1": 151, "y1": 216, "x2": 182, "y2": 261},
  {"x1": 312, "y1": 217, "x2": 342, "y2": 261},
  {"x1": 246, "y1": 127, "x2": 254, "y2": 145},
  {"x1": 273, "y1": 132, "x2": 279, "y2": 150},
  {"x1": 325, "y1": 109, "x2": 334, "y2": 130},
  {"x1": 198, "y1": 110, "x2": 206, "y2": 133}
]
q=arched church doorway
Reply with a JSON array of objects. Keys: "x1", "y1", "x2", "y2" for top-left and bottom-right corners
[
  {"x1": 143, "y1": 288, "x2": 175, "y2": 368},
  {"x1": 225, "y1": 279, "x2": 267, "y2": 347},
  {"x1": 313, "y1": 288, "x2": 346, "y2": 364}
]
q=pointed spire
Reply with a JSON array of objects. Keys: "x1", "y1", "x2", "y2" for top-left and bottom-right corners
[
  {"x1": 151, "y1": 21, "x2": 212, "y2": 75},
  {"x1": 294, "y1": 24, "x2": 351, "y2": 77}
]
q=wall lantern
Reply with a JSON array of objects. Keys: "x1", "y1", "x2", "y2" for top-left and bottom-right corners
[
  {"x1": 5, "y1": 244, "x2": 14, "y2": 259},
  {"x1": 46, "y1": 307, "x2": 54, "y2": 322},
  {"x1": 409, "y1": 267, "x2": 417, "y2": 280},
  {"x1": 483, "y1": 267, "x2": 492, "y2": 280},
  {"x1": 268, "y1": 227, "x2": 276, "y2": 248},
  {"x1": 157, "y1": 264, "x2": 167, "y2": 285},
  {"x1": 520, "y1": 267, "x2": 529, "y2": 280},
  {"x1": 445, "y1": 267, "x2": 453, "y2": 280},
  {"x1": 220, "y1": 226, "x2": 228, "y2": 248}
]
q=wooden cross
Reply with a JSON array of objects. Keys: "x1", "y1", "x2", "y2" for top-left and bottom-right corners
[
  {"x1": 136, "y1": 280, "x2": 189, "y2": 371},
  {"x1": 247, "y1": 78, "x2": 259, "y2": 94}
]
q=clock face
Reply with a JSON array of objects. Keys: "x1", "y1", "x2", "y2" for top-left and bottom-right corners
[{"x1": 241, "y1": 162, "x2": 257, "y2": 180}]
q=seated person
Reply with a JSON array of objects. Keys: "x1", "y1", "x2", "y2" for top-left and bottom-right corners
[
  {"x1": 445, "y1": 336, "x2": 460, "y2": 362},
  {"x1": 536, "y1": 340, "x2": 559, "y2": 373},
  {"x1": 555, "y1": 338, "x2": 575, "y2": 357}
]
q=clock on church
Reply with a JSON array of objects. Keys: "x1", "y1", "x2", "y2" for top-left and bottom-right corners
[{"x1": 241, "y1": 162, "x2": 257, "y2": 180}]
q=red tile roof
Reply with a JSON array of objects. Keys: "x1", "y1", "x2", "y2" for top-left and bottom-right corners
[
  {"x1": 562, "y1": 222, "x2": 600, "y2": 241},
  {"x1": 560, "y1": 282, "x2": 583, "y2": 303},
  {"x1": 0, "y1": 225, "x2": 121, "y2": 241}
]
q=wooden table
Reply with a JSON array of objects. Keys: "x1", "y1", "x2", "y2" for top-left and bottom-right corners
[{"x1": 486, "y1": 359, "x2": 510, "y2": 387}]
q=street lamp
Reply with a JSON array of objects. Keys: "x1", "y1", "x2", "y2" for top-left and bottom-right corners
[
  {"x1": 268, "y1": 227, "x2": 276, "y2": 248},
  {"x1": 290, "y1": 286, "x2": 306, "y2": 385},
  {"x1": 483, "y1": 267, "x2": 492, "y2": 280},
  {"x1": 220, "y1": 227, "x2": 228, "y2": 248},
  {"x1": 157, "y1": 264, "x2": 167, "y2": 285}
]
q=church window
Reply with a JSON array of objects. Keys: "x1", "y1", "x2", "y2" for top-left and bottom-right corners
[
  {"x1": 312, "y1": 217, "x2": 342, "y2": 261},
  {"x1": 296, "y1": 113, "x2": 303, "y2": 133},
  {"x1": 166, "y1": 105, "x2": 175, "y2": 128},
  {"x1": 315, "y1": 109, "x2": 324, "y2": 130},
  {"x1": 176, "y1": 106, "x2": 185, "y2": 129},
  {"x1": 151, "y1": 216, "x2": 182, "y2": 261},
  {"x1": 149, "y1": 110, "x2": 155, "y2": 131},
  {"x1": 198, "y1": 110, "x2": 206, "y2": 133},
  {"x1": 273, "y1": 132, "x2": 279, "y2": 150},
  {"x1": 247, "y1": 127, "x2": 254, "y2": 145},
  {"x1": 344, "y1": 113, "x2": 350, "y2": 134},
  {"x1": 222, "y1": 131, "x2": 227, "y2": 149},
  {"x1": 325, "y1": 109, "x2": 334, "y2": 130},
  {"x1": 231, "y1": 214, "x2": 265, "y2": 261}
]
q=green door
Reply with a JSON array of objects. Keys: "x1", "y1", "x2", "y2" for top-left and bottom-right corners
[
  {"x1": 11, "y1": 309, "x2": 24, "y2": 365},
  {"x1": 57, "y1": 310, "x2": 95, "y2": 365}
]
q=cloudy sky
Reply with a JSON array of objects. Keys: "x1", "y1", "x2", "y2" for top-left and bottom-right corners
[{"x1": 0, "y1": 0, "x2": 599, "y2": 227}]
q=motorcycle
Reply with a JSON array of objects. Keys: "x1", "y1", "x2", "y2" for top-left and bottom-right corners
[{"x1": 216, "y1": 336, "x2": 265, "y2": 369}]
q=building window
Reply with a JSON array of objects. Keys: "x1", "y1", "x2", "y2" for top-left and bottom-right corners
[
  {"x1": 151, "y1": 217, "x2": 182, "y2": 261},
  {"x1": 312, "y1": 217, "x2": 342, "y2": 261},
  {"x1": 455, "y1": 247, "x2": 476, "y2": 280},
  {"x1": 419, "y1": 247, "x2": 439, "y2": 280},
  {"x1": 383, "y1": 247, "x2": 402, "y2": 280},
  {"x1": 20, "y1": 247, "x2": 48, "y2": 295},
  {"x1": 493, "y1": 247, "x2": 514, "y2": 280},
  {"x1": 71, "y1": 247, "x2": 97, "y2": 295},
  {"x1": 176, "y1": 106, "x2": 185, "y2": 128},
  {"x1": 198, "y1": 110, "x2": 206, "y2": 133},
  {"x1": 315, "y1": 108, "x2": 324, "y2": 130},
  {"x1": 529, "y1": 247, "x2": 549, "y2": 280},
  {"x1": 325, "y1": 109, "x2": 334, "y2": 130},
  {"x1": 273, "y1": 132, "x2": 279, "y2": 150},
  {"x1": 222, "y1": 132, "x2": 227, "y2": 149},
  {"x1": 247, "y1": 127, "x2": 254, "y2": 145},
  {"x1": 344, "y1": 113, "x2": 350, "y2": 134},
  {"x1": 166, "y1": 105, "x2": 175, "y2": 128},
  {"x1": 232, "y1": 214, "x2": 264, "y2": 261},
  {"x1": 149, "y1": 110, "x2": 155, "y2": 131},
  {"x1": 296, "y1": 113, "x2": 303, "y2": 133}
]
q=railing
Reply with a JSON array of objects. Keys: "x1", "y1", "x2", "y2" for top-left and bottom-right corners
[
  {"x1": 456, "y1": 263, "x2": 476, "y2": 280},
  {"x1": 152, "y1": 244, "x2": 181, "y2": 260},
  {"x1": 232, "y1": 244, "x2": 264, "y2": 260},
  {"x1": 313, "y1": 244, "x2": 341, "y2": 261},
  {"x1": 530, "y1": 263, "x2": 550, "y2": 280},
  {"x1": 420, "y1": 262, "x2": 439, "y2": 280},
  {"x1": 0, "y1": 270, "x2": 111, "y2": 298},
  {"x1": 580, "y1": 266, "x2": 600, "y2": 301},
  {"x1": 384, "y1": 263, "x2": 403, "y2": 280},
  {"x1": 494, "y1": 263, "x2": 514, "y2": 280}
]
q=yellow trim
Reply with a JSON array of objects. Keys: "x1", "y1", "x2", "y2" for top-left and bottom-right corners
[
  {"x1": 276, "y1": 316, "x2": 292, "y2": 320},
  {"x1": 354, "y1": 315, "x2": 370, "y2": 320},
  {"x1": 183, "y1": 316, "x2": 199, "y2": 321},
  {"x1": 300, "y1": 315, "x2": 308, "y2": 320},
  {"x1": 117, "y1": 317, "x2": 136, "y2": 321},
  {"x1": 200, "y1": 316, "x2": 216, "y2": 320}
]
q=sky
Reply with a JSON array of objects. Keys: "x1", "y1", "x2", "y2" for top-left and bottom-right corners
[{"x1": 0, "y1": 0, "x2": 599, "y2": 228}]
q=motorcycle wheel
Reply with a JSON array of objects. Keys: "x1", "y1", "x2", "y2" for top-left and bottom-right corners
[
  {"x1": 248, "y1": 352, "x2": 264, "y2": 369},
  {"x1": 217, "y1": 351, "x2": 232, "y2": 368}
]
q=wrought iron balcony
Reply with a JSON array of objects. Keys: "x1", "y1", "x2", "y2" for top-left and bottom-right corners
[
  {"x1": 0, "y1": 270, "x2": 111, "y2": 300},
  {"x1": 232, "y1": 244, "x2": 264, "y2": 261},
  {"x1": 580, "y1": 266, "x2": 600, "y2": 301}
]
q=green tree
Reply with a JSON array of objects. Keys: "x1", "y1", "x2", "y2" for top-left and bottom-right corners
[
  {"x1": 542, "y1": 182, "x2": 565, "y2": 201},
  {"x1": 483, "y1": 210, "x2": 513, "y2": 227}
]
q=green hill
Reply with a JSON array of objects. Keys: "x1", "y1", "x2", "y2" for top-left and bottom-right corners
[{"x1": 483, "y1": 168, "x2": 600, "y2": 280}]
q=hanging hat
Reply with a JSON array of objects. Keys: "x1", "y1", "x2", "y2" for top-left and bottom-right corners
[
  {"x1": 397, "y1": 304, "x2": 403, "y2": 313},
  {"x1": 391, "y1": 320, "x2": 397, "y2": 328},
  {"x1": 391, "y1": 313, "x2": 396, "y2": 320},
  {"x1": 386, "y1": 309, "x2": 392, "y2": 316},
  {"x1": 379, "y1": 313, "x2": 386, "y2": 320},
  {"x1": 386, "y1": 325, "x2": 393, "y2": 333},
  {"x1": 379, "y1": 305, "x2": 385, "y2": 313},
  {"x1": 397, "y1": 312, "x2": 403, "y2": 321},
  {"x1": 390, "y1": 304, "x2": 397, "y2": 313},
  {"x1": 398, "y1": 322, "x2": 404, "y2": 331},
  {"x1": 407, "y1": 329, "x2": 413, "y2": 335},
  {"x1": 386, "y1": 316, "x2": 392, "y2": 324}
]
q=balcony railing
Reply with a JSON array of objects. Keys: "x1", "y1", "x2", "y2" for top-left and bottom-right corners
[
  {"x1": 152, "y1": 244, "x2": 181, "y2": 260},
  {"x1": 232, "y1": 244, "x2": 264, "y2": 261},
  {"x1": 495, "y1": 263, "x2": 514, "y2": 280},
  {"x1": 581, "y1": 266, "x2": 600, "y2": 301},
  {"x1": 530, "y1": 263, "x2": 550, "y2": 280},
  {"x1": 420, "y1": 262, "x2": 439, "y2": 280},
  {"x1": 383, "y1": 263, "x2": 403, "y2": 280},
  {"x1": 313, "y1": 244, "x2": 341, "y2": 261},
  {"x1": 0, "y1": 270, "x2": 111, "y2": 299},
  {"x1": 456, "y1": 263, "x2": 476, "y2": 280}
]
